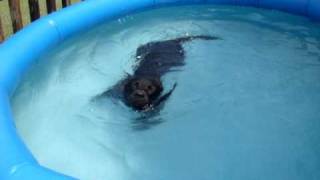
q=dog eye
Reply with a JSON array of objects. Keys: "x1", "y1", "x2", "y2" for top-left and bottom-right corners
[
  {"x1": 147, "y1": 85, "x2": 155, "y2": 94},
  {"x1": 134, "y1": 81, "x2": 139, "y2": 87}
]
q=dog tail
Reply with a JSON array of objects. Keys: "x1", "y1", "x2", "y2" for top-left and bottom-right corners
[{"x1": 174, "y1": 35, "x2": 221, "y2": 43}]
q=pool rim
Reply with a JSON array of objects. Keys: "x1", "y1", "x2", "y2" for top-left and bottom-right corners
[{"x1": 0, "y1": 0, "x2": 319, "y2": 179}]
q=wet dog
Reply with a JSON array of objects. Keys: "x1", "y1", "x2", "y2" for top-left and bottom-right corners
[{"x1": 99, "y1": 35, "x2": 219, "y2": 111}]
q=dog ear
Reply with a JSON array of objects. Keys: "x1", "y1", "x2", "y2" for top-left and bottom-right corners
[
  {"x1": 149, "y1": 78, "x2": 163, "y2": 99},
  {"x1": 153, "y1": 83, "x2": 177, "y2": 107},
  {"x1": 151, "y1": 78, "x2": 162, "y2": 89},
  {"x1": 123, "y1": 78, "x2": 136, "y2": 95}
]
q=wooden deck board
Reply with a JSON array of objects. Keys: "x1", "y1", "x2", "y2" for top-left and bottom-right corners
[
  {"x1": 0, "y1": 0, "x2": 14, "y2": 39},
  {"x1": 0, "y1": 0, "x2": 82, "y2": 42}
]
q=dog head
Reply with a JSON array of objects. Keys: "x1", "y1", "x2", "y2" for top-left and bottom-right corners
[{"x1": 124, "y1": 77, "x2": 163, "y2": 110}]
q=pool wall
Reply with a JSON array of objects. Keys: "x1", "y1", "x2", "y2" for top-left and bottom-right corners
[{"x1": 0, "y1": 0, "x2": 319, "y2": 179}]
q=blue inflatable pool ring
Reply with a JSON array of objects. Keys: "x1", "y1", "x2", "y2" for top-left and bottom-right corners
[{"x1": 0, "y1": 0, "x2": 319, "y2": 179}]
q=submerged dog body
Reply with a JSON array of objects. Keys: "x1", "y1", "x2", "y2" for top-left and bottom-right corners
[{"x1": 100, "y1": 35, "x2": 219, "y2": 111}]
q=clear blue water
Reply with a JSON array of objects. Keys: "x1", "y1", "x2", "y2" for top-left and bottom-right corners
[{"x1": 12, "y1": 5, "x2": 320, "y2": 180}]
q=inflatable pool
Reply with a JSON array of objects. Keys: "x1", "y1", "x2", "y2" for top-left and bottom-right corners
[{"x1": 0, "y1": 0, "x2": 319, "y2": 179}]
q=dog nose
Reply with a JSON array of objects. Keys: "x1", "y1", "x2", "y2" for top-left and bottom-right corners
[{"x1": 134, "y1": 90, "x2": 146, "y2": 98}]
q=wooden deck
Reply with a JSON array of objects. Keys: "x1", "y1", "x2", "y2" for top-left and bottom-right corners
[{"x1": 0, "y1": 0, "x2": 81, "y2": 42}]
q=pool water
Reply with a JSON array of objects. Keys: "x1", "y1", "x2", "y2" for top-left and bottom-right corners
[{"x1": 12, "y1": 5, "x2": 320, "y2": 180}]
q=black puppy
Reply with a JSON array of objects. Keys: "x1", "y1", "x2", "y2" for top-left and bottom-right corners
[{"x1": 100, "y1": 35, "x2": 219, "y2": 111}]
